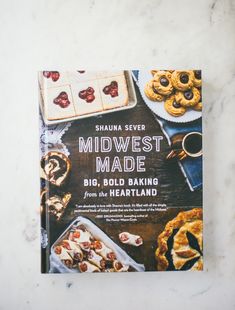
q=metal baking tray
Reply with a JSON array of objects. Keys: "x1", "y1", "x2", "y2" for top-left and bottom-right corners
[
  {"x1": 39, "y1": 71, "x2": 137, "y2": 126},
  {"x1": 49, "y1": 216, "x2": 145, "y2": 273}
]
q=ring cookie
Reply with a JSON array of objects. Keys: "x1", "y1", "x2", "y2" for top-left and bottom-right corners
[
  {"x1": 171, "y1": 70, "x2": 195, "y2": 91},
  {"x1": 144, "y1": 81, "x2": 165, "y2": 102},
  {"x1": 193, "y1": 70, "x2": 202, "y2": 88},
  {"x1": 175, "y1": 87, "x2": 200, "y2": 107},
  {"x1": 164, "y1": 95, "x2": 186, "y2": 117},
  {"x1": 152, "y1": 71, "x2": 174, "y2": 96}
]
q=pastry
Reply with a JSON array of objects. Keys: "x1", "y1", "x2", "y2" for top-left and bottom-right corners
[
  {"x1": 152, "y1": 71, "x2": 174, "y2": 96},
  {"x1": 87, "y1": 250, "x2": 106, "y2": 269},
  {"x1": 99, "y1": 75, "x2": 128, "y2": 110},
  {"x1": 54, "y1": 245, "x2": 73, "y2": 268},
  {"x1": 171, "y1": 70, "x2": 195, "y2": 91},
  {"x1": 193, "y1": 70, "x2": 202, "y2": 88},
  {"x1": 71, "y1": 80, "x2": 103, "y2": 115},
  {"x1": 113, "y1": 260, "x2": 129, "y2": 272},
  {"x1": 40, "y1": 151, "x2": 71, "y2": 186},
  {"x1": 164, "y1": 95, "x2": 186, "y2": 116},
  {"x1": 119, "y1": 232, "x2": 143, "y2": 246},
  {"x1": 155, "y1": 208, "x2": 203, "y2": 271},
  {"x1": 144, "y1": 80, "x2": 165, "y2": 102},
  {"x1": 41, "y1": 189, "x2": 71, "y2": 221},
  {"x1": 175, "y1": 87, "x2": 200, "y2": 107},
  {"x1": 92, "y1": 241, "x2": 116, "y2": 261},
  {"x1": 41, "y1": 85, "x2": 76, "y2": 120},
  {"x1": 39, "y1": 71, "x2": 69, "y2": 89},
  {"x1": 78, "y1": 261, "x2": 100, "y2": 273},
  {"x1": 61, "y1": 240, "x2": 84, "y2": 262}
]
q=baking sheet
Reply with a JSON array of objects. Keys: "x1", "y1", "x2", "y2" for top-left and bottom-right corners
[
  {"x1": 39, "y1": 71, "x2": 137, "y2": 126},
  {"x1": 49, "y1": 216, "x2": 145, "y2": 273}
]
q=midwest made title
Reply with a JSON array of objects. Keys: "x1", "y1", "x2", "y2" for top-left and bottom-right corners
[{"x1": 78, "y1": 135, "x2": 163, "y2": 173}]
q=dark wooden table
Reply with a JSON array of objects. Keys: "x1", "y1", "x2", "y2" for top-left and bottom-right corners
[{"x1": 45, "y1": 83, "x2": 202, "y2": 272}]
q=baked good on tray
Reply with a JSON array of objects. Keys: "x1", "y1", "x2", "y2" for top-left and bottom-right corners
[
  {"x1": 40, "y1": 189, "x2": 71, "y2": 221},
  {"x1": 53, "y1": 224, "x2": 133, "y2": 272},
  {"x1": 155, "y1": 208, "x2": 203, "y2": 271},
  {"x1": 39, "y1": 71, "x2": 129, "y2": 121},
  {"x1": 145, "y1": 70, "x2": 202, "y2": 117},
  {"x1": 40, "y1": 151, "x2": 71, "y2": 186}
]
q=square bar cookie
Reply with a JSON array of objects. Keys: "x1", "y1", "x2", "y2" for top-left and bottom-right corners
[
  {"x1": 42, "y1": 85, "x2": 76, "y2": 120},
  {"x1": 99, "y1": 75, "x2": 128, "y2": 110},
  {"x1": 39, "y1": 71, "x2": 69, "y2": 89},
  {"x1": 71, "y1": 81, "x2": 103, "y2": 116},
  {"x1": 67, "y1": 71, "x2": 99, "y2": 84}
]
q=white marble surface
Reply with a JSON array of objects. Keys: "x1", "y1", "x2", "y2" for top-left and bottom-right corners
[{"x1": 1, "y1": 0, "x2": 235, "y2": 309}]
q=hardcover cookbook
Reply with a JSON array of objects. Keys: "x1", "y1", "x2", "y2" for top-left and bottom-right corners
[{"x1": 39, "y1": 70, "x2": 203, "y2": 273}]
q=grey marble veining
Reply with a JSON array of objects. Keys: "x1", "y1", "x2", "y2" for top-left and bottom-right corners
[{"x1": 0, "y1": 0, "x2": 235, "y2": 309}]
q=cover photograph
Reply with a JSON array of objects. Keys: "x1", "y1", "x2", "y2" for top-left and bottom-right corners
[{"x1": 39, "y1": 70, "x2": 203, "y2": 273}]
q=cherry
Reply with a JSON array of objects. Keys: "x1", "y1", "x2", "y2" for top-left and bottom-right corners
[
  {"x1": 60, "y1": 99, "x2": 70, "y2": 108},
  {"x1": 110, "y1": 81, "x2": 118, "y2": 89},
  {"x1": 86, "y1": 94, "x2": 95, "y2": 103},
  {"x1": 86, "y1": 87, "x2": 94, "y2": 95},
  {"x1": 103, "y1": 81, "x2": 119, "y2": 97},
  {"x1": 51, "y1": 71, "x2": 60, "y2": 82},
  {"x1": 59, "y1": 91, "x2": 68, "y2": 100},
  {"x1": 110, "y1": 89, "x2": 118, "y2": 97},
  {"x1": 103, "y1": 86, "x2": 110, "y2": 94},
  {"x1": 53, "y1": 98, "x2": 61, "y2": 105},
  {"x1": 43, "y1": 71, "x2": 51, "y2": 78},
  {"x1": 79, "y1": 90, "x2": 87, "y2": 99}
]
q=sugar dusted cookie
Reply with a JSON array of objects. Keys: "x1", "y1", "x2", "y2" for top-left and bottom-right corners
[
  {"x1": 99, "y1": 75, "x2": 128, "y2": 110},
  {"x1": 42, "y1": 85, "x2": 76, "y2": 121},
  {"x1": 71, "y1": 80, "x2": 103, "y2": 116}
]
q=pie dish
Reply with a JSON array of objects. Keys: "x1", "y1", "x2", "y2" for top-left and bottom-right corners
[
  {"x1": 155, "y1": 208, "x2": 203, "y2": 271},
  {"x1": 40, "y1": 151, "x2": 71, "y2": 186}
]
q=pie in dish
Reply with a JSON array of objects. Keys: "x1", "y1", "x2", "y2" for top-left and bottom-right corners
[{"x1": 155, "y1": 208, "x2": 203, "y2": 271}]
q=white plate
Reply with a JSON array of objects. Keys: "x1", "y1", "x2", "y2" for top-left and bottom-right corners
[{"x1": 138, "y1": 70, "x2": 202, "y2": 123}]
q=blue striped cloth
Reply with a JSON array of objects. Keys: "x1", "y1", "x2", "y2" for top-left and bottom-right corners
[{"x1": 132, "y1": 70, "x2": 202, "y2": 191}]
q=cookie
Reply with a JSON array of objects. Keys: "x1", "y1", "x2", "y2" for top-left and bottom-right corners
[
  {"x1": 171, "y1": 70, "x2": 195, "y2": 91},
  {"x1": 144, "y1": 81, "x2": 165, "y2": 102},
  {"x1": 164, "y1": 95, "x2": 186, "y2": 116},
  {"x1": 193, "y1": 70, "x2": 202, "y2": 88},
  {"x1": 152, "y1": 71, "x2": 174, "y2": 96},
  {"x1": 175, "y1": 87, "x2": 200, "y2": 107},
  {"x1": 193, "y1": 88, "x2": 202, "y2": 111}
]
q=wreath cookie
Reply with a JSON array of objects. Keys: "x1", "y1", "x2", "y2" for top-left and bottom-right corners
[
  {"x1": 193, "y1": 88, "x2": 202, "y2": 111},
  {"x1": 175, "y1": 87, "x2": 200, "y2": 107},
  {"x1": 193, "y1": 70, "x2": 202, "y2": 88},
  {"x1": 144, "y1": 80, "x2": 165, "y2": 102},
  {"x1": 155, "y1": 208, "x2": 203, "y2": 271},
  {"x1": 164, "y1": 95, "x2": 186, "y2": 117},
  {"x1": 152, "y1": 71, "x2": 174, "y2": 96},
  {"x1": 171, "y1": 70, "x2": 195, "y2": 91}
]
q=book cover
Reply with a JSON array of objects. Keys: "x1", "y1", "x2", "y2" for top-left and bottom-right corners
[{"x1": 39, "y1": 70, "x2": 203, "y2": 273}]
